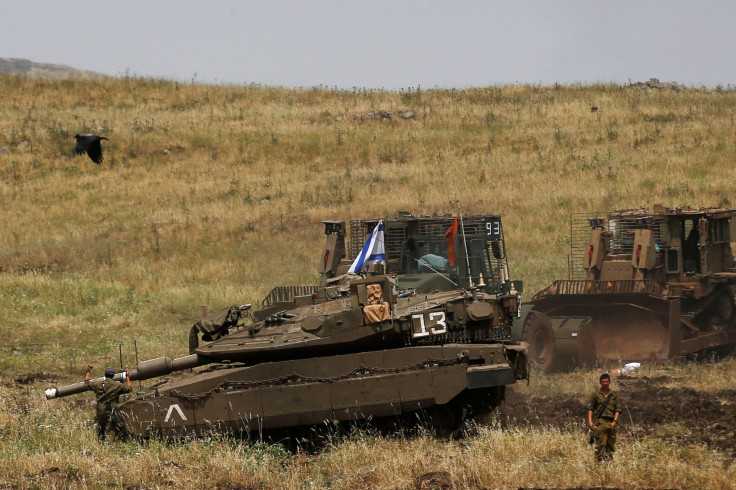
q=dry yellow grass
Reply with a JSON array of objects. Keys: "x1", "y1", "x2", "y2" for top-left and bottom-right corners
[
  {"x1": 1, "y1": 75, "x2": 736, "y2": 487},
  {"x1": 1, "y1": 374, "x2": 734, "y2": 488}
]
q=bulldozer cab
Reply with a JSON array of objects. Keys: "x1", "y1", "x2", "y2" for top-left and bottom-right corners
[
  {"x1": 396, "y1": 235, "x2": 494, "y2": 288},
  {"x1": 257, "y1": 214, "x2": 519, "y2": 318},
  {"x1": 350, "y1": 214, "x2": 518, "y2": 295},
  {"x1": 576, "y1": 208, "x2": 736, "y2": 286}
]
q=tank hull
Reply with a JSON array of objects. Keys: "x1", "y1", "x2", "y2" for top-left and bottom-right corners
[{"x1": 118, "y1": 343, "x2": 525, "y2": 439}]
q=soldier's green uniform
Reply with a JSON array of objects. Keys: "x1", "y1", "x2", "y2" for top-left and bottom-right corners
[
  {"x1": 587, "y1": 389, "x2": 621, "y2": 461},
  {"x1": 85, "y1": 378, "x2": 131, "y2": 441}
]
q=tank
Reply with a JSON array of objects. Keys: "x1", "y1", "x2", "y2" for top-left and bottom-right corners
[
  {"x1": 47, "y1": 216, "x2": 528, "y2": 440},
  {"x1": 512, "y1": 206, "x2": 736, "y2": 371}
]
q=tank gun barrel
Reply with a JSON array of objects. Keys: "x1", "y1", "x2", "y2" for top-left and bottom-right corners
[
  {"x1": 45, "y1": 354, "x2": 201, "y2": 400},
  {"x1": 130, "y1": 354, "x2": 200, "y2": 381}
]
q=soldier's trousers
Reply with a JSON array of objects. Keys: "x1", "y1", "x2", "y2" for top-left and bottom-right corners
[
  {"x1": 95, "y1": 407, "x2": 111, "y2": 441},
  {"x1": 593, "y1": 419, "x2": 616, "y2": 461},
  {"x1": 95, "y1": 406, "x2": 126, "y2": 442}
]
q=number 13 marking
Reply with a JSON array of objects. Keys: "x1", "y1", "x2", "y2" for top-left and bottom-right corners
[{"x1": 412, "y1": 312, "x2": 447, "y2": 338}]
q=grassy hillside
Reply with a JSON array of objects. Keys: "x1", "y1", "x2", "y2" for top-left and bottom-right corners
[
  {"x1": 3, "y1": 75, "x2": 736, "y2": 367},
  {"x1": 1, "y1": 75, "x2": 735, "y2": 487}
]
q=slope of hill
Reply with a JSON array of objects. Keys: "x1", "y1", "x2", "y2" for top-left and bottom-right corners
[
  {"x1": 0, "y1": 76, "x2": 735, "y2": 488},
  {"x1": 0, "y1": 57, "x2": 106, "y2": 79}
]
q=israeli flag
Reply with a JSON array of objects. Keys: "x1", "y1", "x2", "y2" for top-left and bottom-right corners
[{"x1": 348, "y1": 220, "x2": 386, "y2": 274}]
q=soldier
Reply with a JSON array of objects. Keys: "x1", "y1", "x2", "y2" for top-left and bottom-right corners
[
  {"x1": 84, "y1": 364, "x2": 132, "y2": 442},
  {"x1": 587, "y1": 373, "x2": 622, "y2": 461}
]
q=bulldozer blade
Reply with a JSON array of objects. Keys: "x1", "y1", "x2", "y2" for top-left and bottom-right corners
[{"x1": 529, "y1": 293, "x2": 681, "y2": 367}]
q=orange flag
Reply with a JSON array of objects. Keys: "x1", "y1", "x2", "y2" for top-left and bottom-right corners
[{"x1": 444, "y1": 217, "x2": 458, "y2": 265}]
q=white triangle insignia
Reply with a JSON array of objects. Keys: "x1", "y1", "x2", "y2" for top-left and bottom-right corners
[{"x1": 164, "y1": 403, "x2": 187, "y2": 422}]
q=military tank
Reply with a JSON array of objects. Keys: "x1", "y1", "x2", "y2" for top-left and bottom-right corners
[{"x1": 46, "y1": 216, "x2": 527, "y2": 440}]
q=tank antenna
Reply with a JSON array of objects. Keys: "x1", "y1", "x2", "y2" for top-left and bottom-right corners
[
  {"x1": 451, "y1": 184, "x2": 473, "y2": 288},
  {"x1": 459, "y1": 212, "x2": 473, "y2": 287}
]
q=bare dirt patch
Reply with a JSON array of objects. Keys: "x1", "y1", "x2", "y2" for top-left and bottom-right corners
[{"x1": 496, "y1": 375, "x2": 736, "y2": 455}]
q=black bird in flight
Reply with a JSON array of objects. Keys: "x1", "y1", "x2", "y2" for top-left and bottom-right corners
[{"x1": 74, "y1": 134, "x2": 109, "y2": 165}]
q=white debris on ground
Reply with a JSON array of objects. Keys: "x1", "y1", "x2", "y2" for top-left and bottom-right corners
[{"x1": 613, "y1": 362, "x2": 641, "y2": 374}]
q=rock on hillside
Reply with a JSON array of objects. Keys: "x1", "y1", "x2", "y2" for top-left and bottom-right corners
[{"x1": 0, "y1": 57, "x2": 107, "y2": 80}]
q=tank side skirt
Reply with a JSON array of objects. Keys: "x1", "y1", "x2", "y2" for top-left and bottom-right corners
[{"x1": 122, "y1": 344, "x2": 520, "y2": 437}]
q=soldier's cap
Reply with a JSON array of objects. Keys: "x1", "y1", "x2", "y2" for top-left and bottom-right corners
[{"x1": 104, "y1": 367, "x2": 115, "y2": 378}]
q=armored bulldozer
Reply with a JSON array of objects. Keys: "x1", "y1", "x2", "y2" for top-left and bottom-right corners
[
  {"x1": 512, "y1": 206, "x2": 736, "y2": 371},
  {"x1": 47, "y1": 216, "x2": 527, "y2": 440}
]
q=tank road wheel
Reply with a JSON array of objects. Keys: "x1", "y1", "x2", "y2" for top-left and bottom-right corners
[
  {"x1": 521, "y1": 311, "x2": 556, "y2": 372},
  {"x1": 420, "y1": 403, "x2": 462, "y2": 438},
  {"x1": 465, "y1": 386, "x2": 505, "y2": 419}
]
